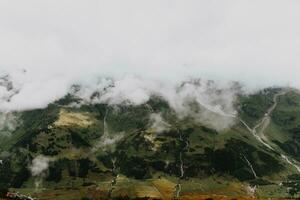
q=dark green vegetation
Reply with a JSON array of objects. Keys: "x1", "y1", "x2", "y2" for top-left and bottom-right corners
[
  {"x1": 238, "y1": 88, "x2": 280, "y2": 127},
  {"x1": 268, "y1": 91, "x2": 300, "y2": 161},
  {"x1": 2, "y1": 88, "x2": 300, "y2": 198}
]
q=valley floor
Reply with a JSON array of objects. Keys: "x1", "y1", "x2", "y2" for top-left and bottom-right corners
[{"x1": 5, "y1": 176, "x2": 294, "y2": 200}]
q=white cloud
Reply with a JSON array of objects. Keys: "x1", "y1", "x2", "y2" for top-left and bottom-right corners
[
  {"x1": 149, "y1": 113, "x2": 170, "y2": 133},
  {"x1": 0, "y1": 0, "x2": 299, "y2": 125},
  {"x1": 70, "y1": 77, "x2": 239, "y2": 130},
  {"x1": 0, "y1": 0, "x2": 299, "y2": 85},
  {"x1": 0, "y1": 112, "x2": 18, "y2": 135},
  {"x1": 29, "y1": 155, "x2": 51, "y2": 177},
  {"x1": 29, "y1": 155, "x2": 54, "y2": 189}
]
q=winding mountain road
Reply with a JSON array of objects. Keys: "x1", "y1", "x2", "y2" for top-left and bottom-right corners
[{"x1": 239, "y1": 90, "x2": 300, "y2": 173}]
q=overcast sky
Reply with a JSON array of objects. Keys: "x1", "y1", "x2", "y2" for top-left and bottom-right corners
[{"x1": 0, "y1": 0, "x2": 300, "y2": 111}]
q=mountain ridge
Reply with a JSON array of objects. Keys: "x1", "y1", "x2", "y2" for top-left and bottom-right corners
[{"x1": 1, "y1": 86, "x2": 300, "y2": 199}]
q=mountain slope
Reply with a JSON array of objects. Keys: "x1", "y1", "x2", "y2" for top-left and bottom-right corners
[{"x1": 1, "y1": 87, "x2": 300, "y2": 199}]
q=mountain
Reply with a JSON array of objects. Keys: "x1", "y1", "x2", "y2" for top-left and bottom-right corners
[{"x1": 1, "y1": 86, "x2": 300, "y2": 199}]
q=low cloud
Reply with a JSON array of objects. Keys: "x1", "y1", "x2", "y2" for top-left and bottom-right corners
[
  {"x1": 0, "y1": 112, "x2": 19, "y2": 136},
  {"x1": 29, "y1": 155, "x2": 53, "y2": 189},
  {"x1": 29, "y1": 155, "x2": 51, "y2": 177},
  {"x1": 0, "y1": 1, "x2": 299, "y2": 130},
  {"x1": 0, "y1": 72, "x2": 241, "y2": 130},
  {"x1": 71, "y1": 77, "x2": 239, "y2": 130},
  {"x1": 149, "y1": 113, "x2": 171, "y2": 133}
]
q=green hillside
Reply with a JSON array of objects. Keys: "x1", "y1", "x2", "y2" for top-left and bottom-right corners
[{"x1": 1, "y1": 88, "x2": 300, "y2": 199}]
